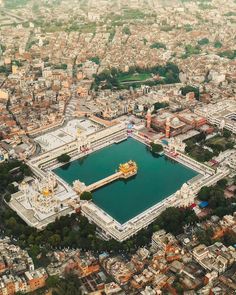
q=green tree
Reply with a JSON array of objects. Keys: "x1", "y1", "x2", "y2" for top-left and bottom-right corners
[
  {"x1": 5, "y1": 194, "x2": 11, "y2": 203},
  {"x1": 197, "y1": 186, "x2": 211, "y2": 201},
  {"x1": 157, "y1": 207, "x2": 197, "y2": 235},
  {"x1": 57, "y1": 154, "x2": 71, "y2": 163},
  {"x1": 184, "y1": 24, "x2": 193, "y2": 32},
  {"x1": 180, "y1": 85, "x2": 200, "y2": 99},
  {"x1": 222, "y1": 232, "x2": 236, "y2": 247},
  {"x1": 0, "y1": 66, "x2": 11, "y2": 75},
  {"x1": 6, "y1": 217, "x2": 17, "y2": 228},
  {"x1": 150, "y1": 142, "x2": 163, "y2": 154},
  {"x1": 29, "y1": 244, "x2": 40, "y2": 259},
  {"x1": 57, "y1": 274, "x2": 81, "y2": 295},
  {"x1": 182, "y1": 44, "x2": 201, "y2": 58},
  {"x1": 214, "y1": 40, "x2": 222, "y2": 48},
  {"x1": 218, "y1": 50, "x2": 236, "y2": 60},
  {"x1": 196, "y1": 132, "x2": 206, "y2": 143},
  {"x1": 214, "y1": 206, "x2": 232, "y2": 218},
  {"x1": 7, "y1": 183, "x2": 17, "y2": 194},
  {"x1": 198, "y1": 38, "x2": 209, "y2": 46},
  {"x1": 0, "y1": 44, "x2": 6, "y2": 53},
  {"x1": 150, "y1": 42, "x2": 166, "y2": 49},
  {"x1": 89, "y1": 56, "x2": 100, "y2": 65},
  {"x1": 216, "y1": 179, "x2": 228, "y2": 189},
  {"x1": 154, "y1": 102, "x2": 169, "y2": 110},
  {"x1": 208, "y1": 194, "x2": 226, "y2": 209},
  {"x1": 54, "y1": 64, "x2": 67, "y2": 70},
  {"x1": 122, "y1": 26, "x2": 131, "y2": 35},
  {"x1": 223, "y1": 129, "x2": 231, "y2": 139},
  {"x1": 226, "y1": 142, "x2": 234, "y2": 149},
  {"x1": 80, "y1": 191, "x2": 93, "y2": 201},
  {"x1": 49, "y1": 234, "x2": 61, "y2": 247},
  {"x1": 196, "y1": 228, "x2": 213, "y2": 246},
  {"x1": 46, "y1": 275, "x2": 60, "y2": 289}
]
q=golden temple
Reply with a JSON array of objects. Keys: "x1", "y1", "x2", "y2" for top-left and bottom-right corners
[{"x1": 119, "y1": 160, "x2": 138, "y2": 177}]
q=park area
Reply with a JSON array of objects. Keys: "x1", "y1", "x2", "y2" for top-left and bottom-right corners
[
  {"x1": 205, "y1": 134, "x2": 234, "y2": 152},
  {"x1": 92, "y1": 63, "x2": 180, "y2": 90},
  {"x1": 185, "y1": 131, "x2": 235, "y2": 163},
  {"x1": 118, "y1": 72, "x2": 152, "y2": 83}
]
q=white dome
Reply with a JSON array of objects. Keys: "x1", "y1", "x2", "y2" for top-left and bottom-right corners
[{"x1": 172, "y1": 117, "x2": 180, "y2": 125}]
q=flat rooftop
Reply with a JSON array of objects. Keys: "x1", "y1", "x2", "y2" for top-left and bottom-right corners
[{"x1": 35, "y1": 118, "x2": 102, "y2": 151}]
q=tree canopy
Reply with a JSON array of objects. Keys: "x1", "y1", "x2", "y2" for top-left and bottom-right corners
[
  {"x1": 89, "y1": 56, "x2": 100, "y2": 65},
  {"x1": 197, "y1": 182, "x2": 234, "y2": 218},
  {"x1": 80, "y1": 191, "x2": 93, "y2": 201},
  {"x1": 0, "y1": 160, "x2": 32, "y2": 193},
  {"x1": 214, "y1": 40, "x2": 222, "y2": 48},
  {"x1": 150, "y1": 42, "x2": 166, "y2": 49},
  {"x1": 180, "y1": 85, "x2": 200, "y2": 99},
  {"x1": 198, "y1": 38, "x2": 209, "y2": 46},
  {"x1": 150, "y1": 142, "x2": 163, "y2": 154},
  {"x1": 47, "y1": 274, "x2": 82, "y2": 295},
  {"x1": 154, "y1": 102, "x2": 169, "y2": 111},
  {"x1": 92, "y1": 63, "x2": 180, "y2": 91},
  {"x1": 218, "y1": 50, "x2": 236, "y2": 60},
  {"x1": 157, "y1": 207, "x2": 198, "y2": 236},
  {"x1": 57, "y1": 154, "x2": 71, "y2": 163}
]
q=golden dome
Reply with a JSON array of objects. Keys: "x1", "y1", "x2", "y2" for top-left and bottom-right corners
[{"x1": 41, "y1": 187, "x2": 52, "y2": 197}]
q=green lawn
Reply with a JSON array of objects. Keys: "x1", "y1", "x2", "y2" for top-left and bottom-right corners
[
  {"x1": 206, "y1": 136, "x2": 225, "y2": 145},
  {"x1": 118, "y1": 72, "x2": 152, "y2": 83},
  {"x1": 186, "y1": 145, "x2": 214, "y2": 163},
  {"x1": 205, "y1": 135, "x2": 233, "y2": 150}
]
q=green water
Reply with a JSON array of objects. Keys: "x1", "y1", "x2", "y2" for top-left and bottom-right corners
[{"x1": 54, "y1": 138, "x2": 197, "y2": 223}]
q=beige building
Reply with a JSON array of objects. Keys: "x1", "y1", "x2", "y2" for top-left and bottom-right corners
[{"x1": 0, "y1": 90, "x2": 9, "y2": 101}]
